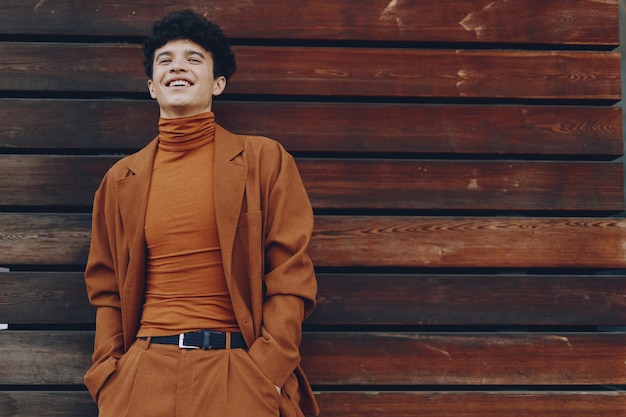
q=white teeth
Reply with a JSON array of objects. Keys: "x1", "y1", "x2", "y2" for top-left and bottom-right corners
[{"x1": 169, "y1": 80, "x2": 190, "y2": 87}]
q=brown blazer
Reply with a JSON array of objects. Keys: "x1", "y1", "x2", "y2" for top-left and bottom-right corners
[{"x1": 84, "y1": 124, "x2": 319, "y2": 416}]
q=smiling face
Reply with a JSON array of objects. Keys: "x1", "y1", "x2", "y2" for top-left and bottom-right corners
[{"x1": 147, "y1": 39, "x2": 227, "y2": 119}]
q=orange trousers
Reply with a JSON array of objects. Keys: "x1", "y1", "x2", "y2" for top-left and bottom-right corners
[{"x1": 97, "y1": 338, "x2": 281, "y2": 417}]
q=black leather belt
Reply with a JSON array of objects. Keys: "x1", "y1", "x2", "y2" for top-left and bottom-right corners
[{"x1": 142, "y1": 330, "x2": 247, "y2": 350}]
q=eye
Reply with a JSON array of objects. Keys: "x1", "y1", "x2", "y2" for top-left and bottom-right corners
[
  {"x1": 157, "y1": 58, "x2": 172, "y2": 65},
  {"x1": 189, "y1": 57, "x2": 202, "y2": 64}
]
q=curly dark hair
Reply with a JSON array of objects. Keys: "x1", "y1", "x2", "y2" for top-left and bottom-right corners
[{"x1": 142, "y1": 10, "x2": 236, "y2": 80}]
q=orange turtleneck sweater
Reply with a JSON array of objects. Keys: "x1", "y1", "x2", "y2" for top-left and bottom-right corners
[{"x1": 137, "y1": 112, "x2": 239, "y2": 337}]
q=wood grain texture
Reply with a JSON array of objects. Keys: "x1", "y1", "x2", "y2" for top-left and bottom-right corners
[
  {"x1": 231, "y1": 48, "x2": 622, "y2": 99},
  {"x1": 0, "y1": 0, "x2": 617, "y2": 45},
  {"x1": 0, "y1": 272, "x2": 93, "y2": 324},
  {"x1": 0, "y1": 43, "x2": 620, "y2": 99},
  {"x1": 1, "y1": 391, "x2": 625, "y2": 417},
  {"x1": 215, "y1": 103, "x2": 624, "y2": 157},
  {"x1": 0, "y1": 99, "x2": 159, "y2": 151},
  {"x1": 0, "y1": 213, "x2": 91, "y2": 265},
  {"x1": 0, "y1": 392, "x2": 97, "y2": 417},
  {"x1": 310, "y1": 273, "x2": 626, "y2": 326},
  {"x1": 1, "y1": 99, "x2": 622, "y2": 157},
  {"x1": 2, "y1": 391, "x2": 625, "y2": 417},
  {"x1": 0, "y1": 99, "x2": 623, "y2": 159},
  {"x1": 0, "y1": 332, "x2": 93, "y2": 385},
  {"x1": 0, "y1": 0, "x2": 623, "y2": 415},
  {"x1": 1, "y1": 156, "x2": 622, "y2": 211},
  {"x1": 311, "y1": 216, "x2": 626, "y2": 268},
  {"x1": 298, "y1": 159, "x2": 624, "y2": 212},
  {"x1": 0, "y1": 155, "x2": 111, "y2": 207},
  {"x1": 300, "y1": 332, "x2": 626, "y2": 385},
  {"x1": 314, "y1": 391, "x2": 626, "y2": 417},
  {"x1": 2, "y1": 272, "x2": 626, "y2": 326},
  {"x1": 1, "y1": 331, "x2": 625, "y2": 385},
  {"x1": 4, "y1": 214, "x2": 626, "y2": 268}
]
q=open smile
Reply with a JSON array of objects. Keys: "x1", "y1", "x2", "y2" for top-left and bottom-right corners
[{"x1": 166, "y1": 79, "x2": 193, "y2": 87}]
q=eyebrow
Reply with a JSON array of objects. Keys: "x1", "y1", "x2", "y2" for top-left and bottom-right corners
[{"x1": 155, "y1": 49, "x2": 206, "y2": 60}]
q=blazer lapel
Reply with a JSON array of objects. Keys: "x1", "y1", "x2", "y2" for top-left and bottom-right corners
[
  {"x1": 214, "y1": 124, "x2": 247, "y2": 281},
  {"x1": 117, "y1": 138, "x2": 158, "y2": 257},
  {"x1": 116, "y1": 138, "x2": 158, "y2": 348}
]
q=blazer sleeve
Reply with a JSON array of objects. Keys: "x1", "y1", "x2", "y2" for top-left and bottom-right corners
[
  {"x1": 83, "y1": 181, "x2": 125, "y2": 402},
  {"x1": 247, "y1": 143, "x2": 317, "y2": 388}
]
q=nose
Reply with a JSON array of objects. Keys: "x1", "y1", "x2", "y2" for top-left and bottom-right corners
[{"x1": 170, "y1": 58, "x2": 187, "y2": 72}]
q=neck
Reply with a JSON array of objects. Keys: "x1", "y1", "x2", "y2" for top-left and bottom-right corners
[{"x1": 158, "y1": 103, "x2": 213, "y2": 119}]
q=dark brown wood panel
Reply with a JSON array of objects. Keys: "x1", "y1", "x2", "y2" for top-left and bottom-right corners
[
  {"x1": 2, "y1": 391, "x2": 625, "y2": 417},
  {"x1": 2, "y1": 156, "x2": 622, "y2": 211},
  {"x1": 315, "y1": 391, "x2": 626, "y2": 417},
  {"x1": 0, "y1": 43, "x2": 620, "y2": 99},
  {"x1": 0, "y1": 99, "x2": 623, "y2": 158},
  {"x1": 216, "y1": 103, "x2": 624, "y2": 157},
  {"x1": 310, "y1": 216, "x2": 626, "y2": 269},
  {"x1": 232, "y1": 48, "x2": 622, "y2": 99},
  {"x1": 2, "y1": 331, "x2": 625, "y2": 385},
  {"x1": 3, "y1": 272, "x2": 626, "y2": 326},
  {"x1": 0, "y1": 99, "x2": 158, "y2": 151},
  {"x1": 4, "y1": 214, "x2": 626, "y2": 269},
  {"x1": 0, "y1": 272, "x2": 93, "y2": 324},
  {"x1": 0, "y1": 213, "x2": 91, "y2": 265},
  {"x1": 0, "y1": 392, "x2": 97, "y2": 417},
  {"x1": 310, "y1": 273, "x2": 626, "y2": 326},
  {"x1": 0, "y1": 43, "x2": 143, "y2": 92},
  {"x1": 1, "y1": 99, "x2": 622, "y2": 157},
  {"x1": 299, "y1": 160, "x2": 624, "y2": 212},
  {"x1": 0, "y1": 0, "x2": 617, "y2": 45},
  {"x1": 301, "y1": 332, "x2": 626, "y2": 385},
  {"x1": 0, "y1": 332, "x2": 93, "y2": 385},
  {"x1": 0, "y1": 155, "x2": 110, "y2": 207},
  {"x1": 0, "y1": 1, "x2": 622, "y2": 416}
]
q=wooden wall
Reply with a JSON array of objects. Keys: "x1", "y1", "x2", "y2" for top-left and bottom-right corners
[{"x1": 1, "y1": 1, "x2": 625, "y2": 415}]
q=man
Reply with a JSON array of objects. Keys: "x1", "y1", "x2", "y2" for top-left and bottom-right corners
[{"x1": 84, "y1": 10, "x2": 319, "y2": 417}]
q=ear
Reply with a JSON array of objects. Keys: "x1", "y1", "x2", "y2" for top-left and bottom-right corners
[
  {"x1": 147, "y1": 79, "x2": 157, "y2": 99},
  {"x1": 212, "y1": 76, "x2": 227, "y2": 97}
]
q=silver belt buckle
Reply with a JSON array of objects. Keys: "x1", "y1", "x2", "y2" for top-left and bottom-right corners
[{"x1": 178, "y1": 333, "x2": 199, "y2": 349}]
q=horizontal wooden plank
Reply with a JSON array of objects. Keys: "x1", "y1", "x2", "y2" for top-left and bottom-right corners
[
  {"x1": 310, "y1": 274, "x2": 626, "y2": 326},
  {"x1": 1, "y1": 99, "x2": 622, "y2": 157},
  {"x1": 0, "y1": 0, "x2": 617, "y2": 45},
  {"x1": 302, "y1": 332, "x2": 626, "y2": 385},
  {"x1": 3, "y1": 272, "x2": 626, "y2": 326},
  {"x1": 0, "y1": 272, "x2": 93, "y2": 324},
  {"x1": 0, "y1": 99, "x2": 158, "y2": 151},
  {"x1": 0, "y1": 213, "x2": 91, "y2": 265},
  {"x1": 311, "y1": 216, "x2": 626, "y2": 268},
  {"x1": 0, "y1": 43, "x2": 620, "y2": 99},
  {"x1": 232, "y1": 48, "x2": 621, "y2": 99},
  {"x1": 2, "y1": 331, "x2": 625, "y2": 385},
  {"x1": 1, "y1": 156, "x2": 622, "y2": 211},
  {"x1": 3, "y1": 214, "x2": 626, "y2": 269},
  {"x1": 2, "y1": 390, "x2": 625, "y2": 417},
  {"x1": 299, "y1": 160, "x2": 624, "y2": 212},
  {"x1": 0, "y1": 391, "x2": 97, "y2": 417},
  {"x1": 0, "y1": 332, "x2": 93, "y2": 385},
  {"x1": 216, "y1": 103, "x2": 624, "y2": 157},
  {"x1": 0, "y1": 155, "x2": 108, "y2": 207},
  {"x1": 315, "y1": 391, "x2": 626, "y2": 417}
]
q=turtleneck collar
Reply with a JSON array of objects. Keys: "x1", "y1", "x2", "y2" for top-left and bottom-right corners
[{"x1": 157, "y1": 111, "x2": 216, "y2": 152}]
